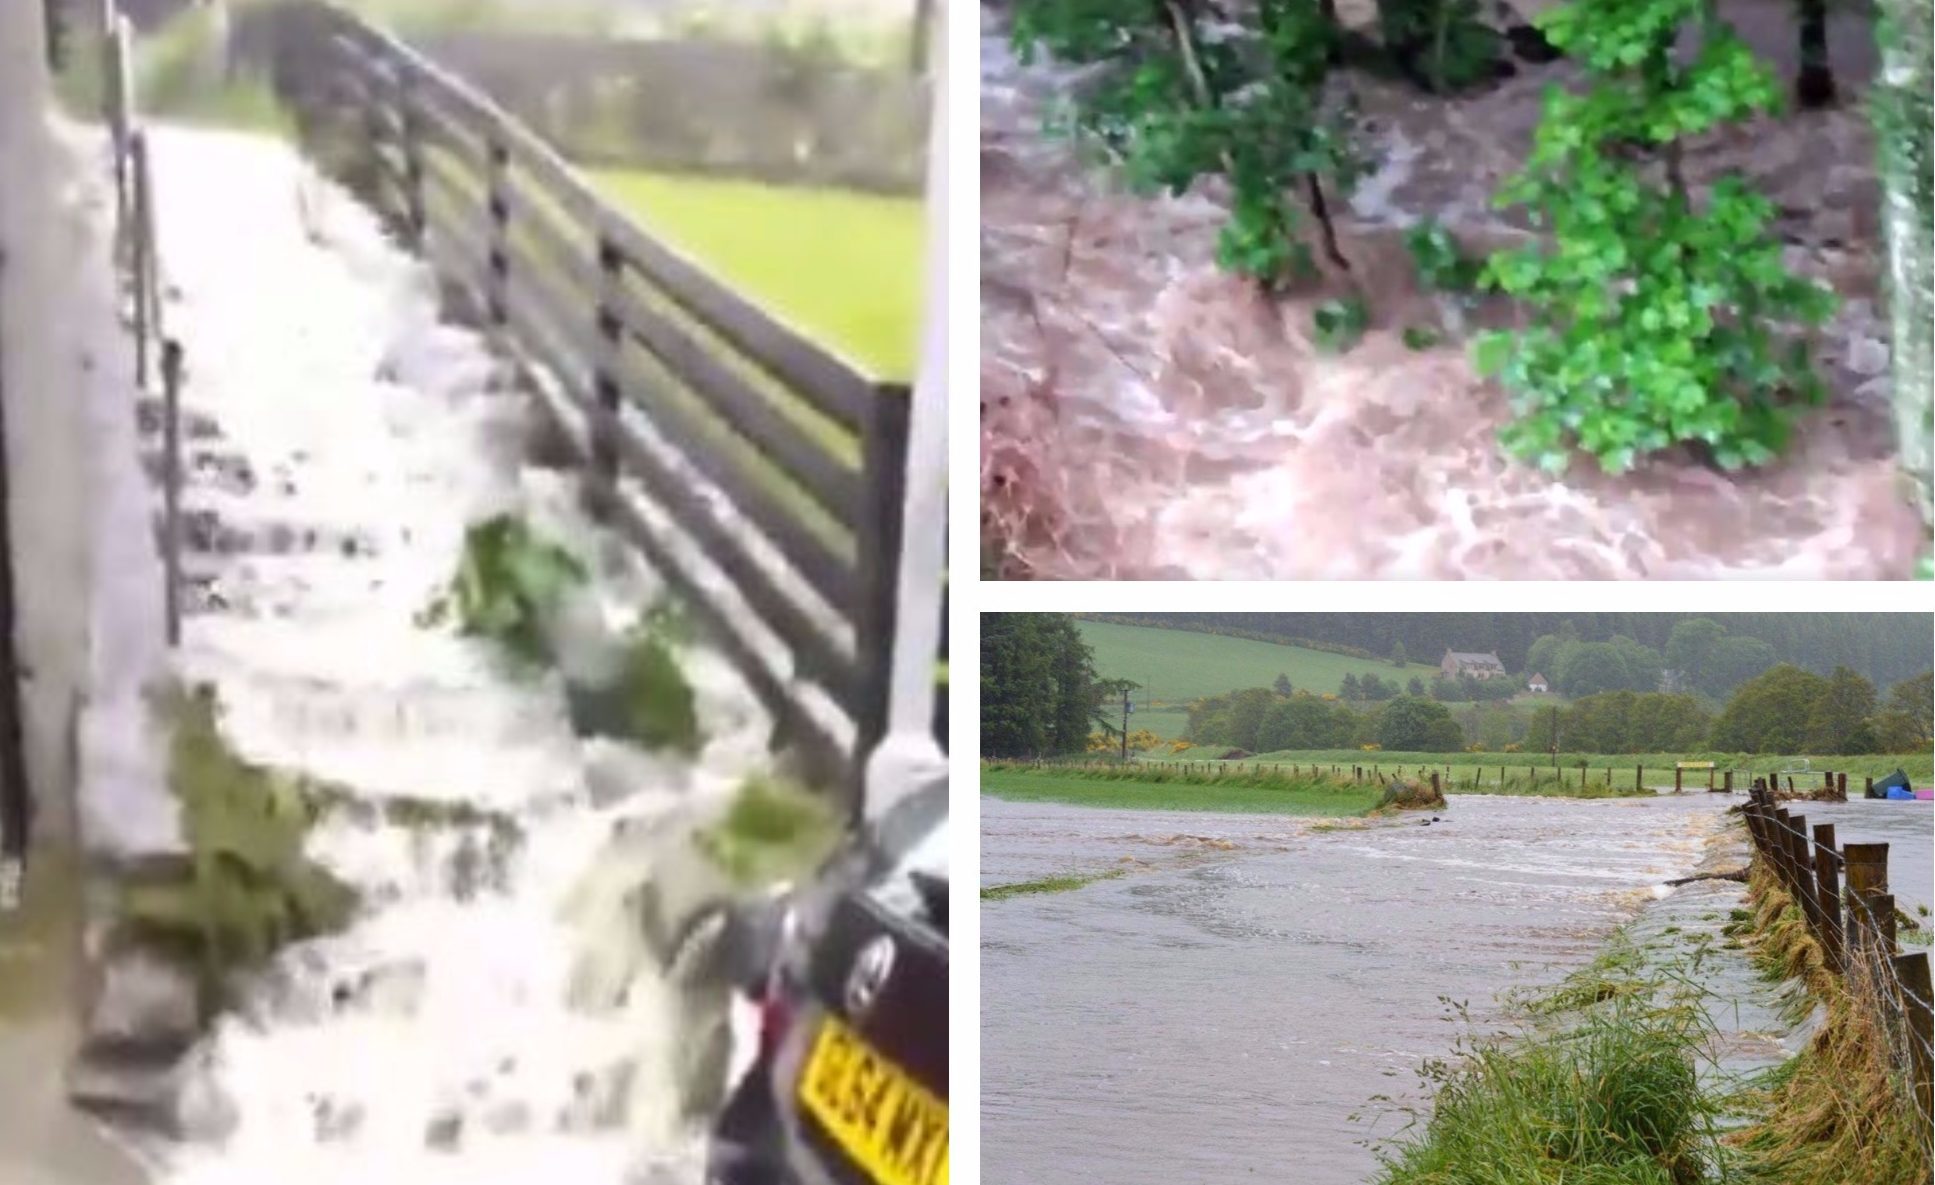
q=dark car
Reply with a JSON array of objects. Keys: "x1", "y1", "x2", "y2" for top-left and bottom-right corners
[{"x1": 707, "y1": 774, "x2": 948, "y2": 1185}]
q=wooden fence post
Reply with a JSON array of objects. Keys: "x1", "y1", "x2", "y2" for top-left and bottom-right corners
[
  {"x1": 1812, "y1": 822, "x2": 1843, "y2": 972},
  {"x1": 485, "y1": 137, "x2": 511, "y2": 327},
  {"x1": 850, "y1": 384, "x2": 911, "y2": 802},
  {"x1": 1674, "y1": 766, "x2": 1683, "y2": 792},
  {"x1": 1837, "y1": 772, "x2": 1847, "y2": 799},
  {"x1": 1430, "y1": 771, "x2": 1440, "y2": 798},
  {"x1": 1843, "y1": 842, "x2": 1890, "y2": 952},
  {"x1": 1723, "y1": 770, "x2": 1733, "y2": 793},
  {"x1": 1892, "y1": 951, "x2": 1932, "y2": 1128},
  {"x1": 1865, "y1": 775, "x2": 1874, "y2": 797},
  {"x1": 1784, "y1": 812, "x2": 1821, "y2": 939},
  {"x1": 1867, "y1": 892, "x2": 1898, "y2": 954}
]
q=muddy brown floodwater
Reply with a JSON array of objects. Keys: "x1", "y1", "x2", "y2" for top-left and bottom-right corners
[
  {"x1": 980, "y1": 2, "x2": 1926, "y2": 579},
  {"x1": 980, "y1": 793, "x2": 1932, "y2": 1184}
]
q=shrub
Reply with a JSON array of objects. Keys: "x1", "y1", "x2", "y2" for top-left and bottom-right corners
[
  {"x1": 419, "y1": 514, "x2": 588, "y2": 670},
  {"x1": 1476, "y1": 0, "x2": 1836, "y2": 474}
]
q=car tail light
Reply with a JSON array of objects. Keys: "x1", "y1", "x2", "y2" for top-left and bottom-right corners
[{"x1": 757, "y1": 984, "x2": 793, "y2": 1058}]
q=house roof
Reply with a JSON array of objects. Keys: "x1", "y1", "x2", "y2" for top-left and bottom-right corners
[
  {"x1": 1445, "y1": 650, "x2": 1504, "y2": 666},
  {"x1": 1529, "y1": 673, "x2": 1547, "y2": 683}
]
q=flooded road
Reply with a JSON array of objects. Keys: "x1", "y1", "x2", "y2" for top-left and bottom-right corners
[{"x1": 982, "y1": 793, "x2": 1744, "y2": 1185}]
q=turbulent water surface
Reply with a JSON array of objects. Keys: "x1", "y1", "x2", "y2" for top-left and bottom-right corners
[
  {"x1": 118, "y1": 126, "x2": 775, "y2": 1185},
  {"x1": 980, "y1": 791, "x2": 1921, "y2": 1185}
]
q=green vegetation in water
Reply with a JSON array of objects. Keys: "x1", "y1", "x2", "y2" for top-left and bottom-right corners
[
  {"x1": 590, "y1": 169, "x2": 923, "y2": 380},
  {"x1": 119, "y1": 687, "x2": 358, "y2": 1016},
  {"x1": 982, "y1": 870, "x2": 1124, "y2": 901},
  {"x1": 980, "y1": 765, "x2": 1383, "y2": 817},
  {"x1": 564, "y1": 603, "x2": 705, "y2": 755},
  {"x1": 418, "y1": 513, "x2": 587, "y2": 670},
  {"x1": 692, "y1": 775, "x2": 841, "y2": 888},
  {"x1": 1374, "y1": 994, "x2": 1724, "y2": 1185}
]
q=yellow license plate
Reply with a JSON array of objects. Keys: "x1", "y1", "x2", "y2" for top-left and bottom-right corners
[{"x1": 799, "y1": 1016, "x2": 948, "y2": 1185}]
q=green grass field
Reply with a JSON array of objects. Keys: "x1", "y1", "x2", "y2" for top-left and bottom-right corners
[
  {"x1": 592, "y1": 170, "x2": 923, "y2": 381},
  {"x1": 981, "y1": 767, "x2": 1386, "y2": 816},
  {"x1": 1081, "y1": 620, "x2": 1554, "y2": 741}
]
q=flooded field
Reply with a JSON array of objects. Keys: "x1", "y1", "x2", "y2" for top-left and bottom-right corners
[{"x1": 980, "y1": 792, "x2": 1930, "y2": 1184}]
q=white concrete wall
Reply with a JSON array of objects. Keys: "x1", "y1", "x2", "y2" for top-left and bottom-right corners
[{"x1": 1, "y1": 2, "x2": 96, "y2": 842}]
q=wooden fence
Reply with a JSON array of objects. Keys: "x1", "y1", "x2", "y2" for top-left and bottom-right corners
[
  {"x1": 259, "y1": 2, "x2": 925, "y2": 788},
  {"x1": 1741, "y1": 780, "x2": 1934, "y2": 1130}
]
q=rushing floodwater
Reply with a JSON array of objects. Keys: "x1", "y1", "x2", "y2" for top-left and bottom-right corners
[
  {"x1": 981, "y1": 791, "x2": 1931, "y2": 1185},
  {"x1": 101, "y1": 127, "x2": 774, "y2": 1185}
]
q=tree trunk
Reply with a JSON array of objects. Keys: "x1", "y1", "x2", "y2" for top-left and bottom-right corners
[
  {"x1": 1304, "y1": 175, "x2": 1350, "y2": 273},
  {"x1": 1874, "y1": 0, "x2": 1932, "y2": 530},
  {"x1": 1795, "y1": 0, "x2": 1835, "y2": 108}
]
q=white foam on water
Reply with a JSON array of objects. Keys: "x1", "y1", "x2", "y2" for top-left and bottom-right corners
[{"x1": 140, "y1": 127, "x2": 771, "y2": 1184}]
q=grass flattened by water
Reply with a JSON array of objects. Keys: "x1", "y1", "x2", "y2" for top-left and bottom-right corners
[
  {"x1": 1728, "y1": 868, "x2": 1932, "y2": 1185},
  {"x1": 981, "y1": 870, "x2": 1125, "y2": 901},
  {"x1": 981, "y1": 765, "x2": 1384, "y2": 816}
]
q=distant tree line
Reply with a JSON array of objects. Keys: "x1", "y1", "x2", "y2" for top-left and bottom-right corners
[
  {"x1": 1187, "y1": 667, "x2": 1933, "y2": 756},
  {"x1": 1075, "y1": 613, "x2": 1931, "y2": 692}
]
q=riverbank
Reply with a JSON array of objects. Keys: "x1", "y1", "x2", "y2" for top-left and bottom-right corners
[{"x1": 981, "y1": 766, "x2": 1386, "y2": 816}]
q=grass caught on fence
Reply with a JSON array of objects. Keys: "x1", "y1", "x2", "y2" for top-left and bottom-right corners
[
  {"x1": 980, "y1": 763, "x2": 1385, "y2": 816},
  {"x1": 1729, "y1": 867, "x2": 1932, "y2": 1185}
]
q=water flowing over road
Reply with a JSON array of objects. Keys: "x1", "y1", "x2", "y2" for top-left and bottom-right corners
[
  {"x1": 981, "y1": 791, "x2": 1932, "y2": 1185},
  {"x1": 112, "y1": 126, "x2": 777, "y2": 1185}
]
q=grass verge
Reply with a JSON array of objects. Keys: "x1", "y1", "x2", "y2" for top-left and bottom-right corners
[
  {"x1": 980, "y1": 764, "x2": 1384, "y2": 816},
  {"x1": 982, "y1": 870, "x2": 1125, "y2": 901}
]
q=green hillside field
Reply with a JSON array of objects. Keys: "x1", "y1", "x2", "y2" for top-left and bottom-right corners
[{"x1": 1078, "y1": 619, "x2": 1546, "y2": 740}]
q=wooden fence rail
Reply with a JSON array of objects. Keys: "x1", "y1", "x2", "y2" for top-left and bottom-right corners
[
  {"x1": 1741, "y1": 779, "x2": 1933, "y2": 1130},
  {"x1": 260, "y1": 2, "x2": 931, "y2": 789}
]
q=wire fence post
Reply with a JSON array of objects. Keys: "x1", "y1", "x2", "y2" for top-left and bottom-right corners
[
  {"x1": 1844, "y1": 842, "x2": 1890, "y2": 955},
  {"x1": 1812, "y1": 822, "x2": 1844, "y2": 973},
  {"x1": 1894, "y1": 951, "x2": 1933, "y2": 1128}
]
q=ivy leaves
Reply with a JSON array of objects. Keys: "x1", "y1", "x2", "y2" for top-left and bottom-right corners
[
  {"x1": 1477, "y1": 0, "x2": 1834, "y2": 474},
  {"x1": 1013, "y1": 0, "x2": 1361, "y2": 293}
]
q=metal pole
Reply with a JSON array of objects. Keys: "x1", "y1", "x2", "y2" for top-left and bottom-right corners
[
  {"x1": 858, "y1": 0, "x2": 946, "y2": 822},
  {"x1": 161, "y1": 339, "x2": 183, "y2": 645}
]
